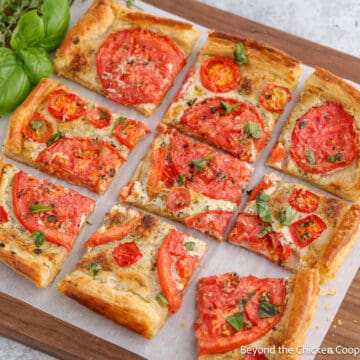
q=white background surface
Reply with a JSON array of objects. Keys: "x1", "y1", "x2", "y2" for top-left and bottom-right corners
[{"x1": 1, "y1": 0, "x2": 359, "y2": 359}]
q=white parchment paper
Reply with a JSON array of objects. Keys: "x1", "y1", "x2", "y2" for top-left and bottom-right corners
[{"x1": 0, "y1": 1, "x2": 359, "y2": 359}]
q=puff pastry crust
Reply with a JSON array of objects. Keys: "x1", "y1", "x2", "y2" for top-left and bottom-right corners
[
  {"x1": 266, "y1": 67, "x2": 360, "y2": 201},
  {"x1": 54, "y1": 0, "x2": 200, "y2": 116}
]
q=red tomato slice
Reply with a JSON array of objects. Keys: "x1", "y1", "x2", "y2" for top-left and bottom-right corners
[
  {"x1": 113, "y1": 242, "x2": 143, "y2": 267},
  {"x1": 289, "y1": 214, "x2": 327, "y2": 248},
  {"x1": 114, "y1": 119, "x2": 150, "y2": 150},
  {"x1": 290, "y1": 101, "x2": 358, "y2": 174},
  {"x1": 22, "y1": 112, "x2": 53, "y2": 143},
  {"x1": 259, "y1": 85, "x2": 291, "y2": 113},
  {"x1": 179, "y1": 97, "x2": 269, "y2": 161},
  {"x1": 200, "y1": 57, "x2": 240, "y2": 93},
  {"x1": 170, "y1": 132, "x2": 252, "y2": 204},
  {"x1": 96, "y1": 28, "x2": 185, "y2": 105},
  {"x1": 289, "y1": 188, "x2": 320, "y2": 213},
  {"x1": 35, "y1": 138, "x2": 124, "y2": 194},
  {"x1": 147, "y1": 145, "x2": 167, "y2": 198},
  {"x1": 85, "y1": 106, "x2": 111, "y2": 128},
  {"x1": 0, "y1": 206, "x2": 8, "y2": 223},
  {"x1": 228, "y1": 213, "x2": 292, "y2": 263},
  {"x1": 12, "y1": 171, "x2": 94, "y2": 250},
  {"x1": 120, "y1": 180, "x2": 135, "y2": 201},
  {"x1": 48, "y1": 89, "x2": 85, "y2": 122},
  {"x1": 84, "y1": 214, "x2": 144, "y2": 247},
  {"x1": 268, "y1": 141, "x2": 286, "y2": 164},
  {"x1": 248, "y1": 177, "x2": 273, "y2": 201},
  {"x1": 162, "y1": 163, "x2": 176, "y2": 188},
  {"x1": 185, "y1": 210, "x2": 233, "y2": 241},
  {"x1": 157, "y1": 229, "x2": 200, "y2": 312},
  {"x1": 195, "y1": 273, "x2": 286, "y2": 355},
  {"x1": 166, "y1": 187, "x2": 191, "y2": 212},
  {"x1": 245, "y1": 351, "x2": 269, "y2": 360}
]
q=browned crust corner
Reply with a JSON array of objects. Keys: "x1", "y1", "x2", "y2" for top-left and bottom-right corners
[{"x1": 318, "y1": 204, "x2": 360, "y2": 283}]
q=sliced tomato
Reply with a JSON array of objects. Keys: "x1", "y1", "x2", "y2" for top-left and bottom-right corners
[
  {"x1": 195, "y1": 273, "x2": 286, "y2": 355},
  {"x1": 290, "y1": 101, "x2": 358, "y2": 174},
  {"x1": 22, "y1": 112, "x2": 53, "y2": 143},
  {"x1": 147, "y1": 145, "x2": 167, "y2": 198},
  {"x1": 259, "y1": 85, "x2": 291, "y2": 113},
  {"x1": 179, "y1": 97, "x2": 269, "y2": 161},
  {"x1": 35, "y1": 138, "x2": 124, "y2": 194},
  {"x1": 113, "y1": 242, "x2": 143, "y2": 267},
  {"x1": 245, "y1": 352, "x2": 268, "y2": 360},
  {"x1": 289, "y1": 188, "x2": 320, "y2": 213},
  {"x1": 0, "y1": 206, "x2": 8, "y2": 223},
  {"x1": 48, "y1": 89, "x2": 85, "y2": 122},
  {"x1": 162, "y1": 163, "x2": 176, "y2": 188},
  {"x1": 248, "y1": 177, "x2": 273, "y2": 201},
  {"x1": 96, "y1": 28, "x2": 185, "y2": 105},
  {"x1": 12, "y1": 171, "x2": 94, "y2": 250},
  {"x1": 289, "y1": 214, "x2": 327, "y2": 248},
  {"x1": 120, "y1": 181, "x2": 135, "y2": 201},
  {"x1": 170, "y1": 132, "x2": 252, "y2": 203},
  {"x1": 86, "y1": 106, "x2": 111, "y2": 128},
  {"x1": 84, "y1": 214, "x2": 144, "y2": 247},
  {"x1": 157, "y1": 229, "x2": 200, "y2": 312},
  {"x1": 200, "y1": 57, "x2": 240, "y2": 93},
  {"x1": 268, "y1": 141, "x2": 286, "y2": 164},
  {"x1": 114, "y1": 119, "x2": 150, "y2": 150},
  {"x1": 166, "y1": 187, "x2": 191, "y2": 212},
  {"x1": 228, "y1": 213, "x2": 292, "y2": 263},
  {"x1": 185, "y1": 210, "x2": 233, "y2": 241}
]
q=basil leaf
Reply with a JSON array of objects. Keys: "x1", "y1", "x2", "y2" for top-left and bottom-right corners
[
  {"x1": 305, "y1": 150, "x2": 315, "y2": 168},
  {"x1": 234, "y1": 43, "x2": 248, "y2": 65},
  {"x1": 100, "y1": 110, "x2": 109, "y2": 119},
  {"x1": 279, "y1": 206, "x2": 292, "y2": 226},
  {"x1": 0, "y1": 48, "x2": 31, "y2": 115},
  {"x1": 156, "y1": 292, "x2": 169, "y2": 305},
  {"x1": 30, "y1": 120, "x2": 44, "y2": 130},
  {"x1": 32, "y1": 230, "x2": 45, "y2": 248},
  {"x1": 257, "y1": 225, "x2": 273, "y2": 238},
  {"x1": 256, "y1": 190, "x2": 272, "y2": 222},
  {"x1": 328, "y1": 153, "x2": 343, "y2": 163},
  {"x1": 16, "y1": 47, "x2": 53, "y2": 85},
  {"x1": 177, "y1": 175, "x2": 186, "y2": 186},
  {"x1": 258, "y1": 296, "x2": 279, "y2": 318},
  {"x1": 117, "y1": 116, "x2": 127, "y2": 123},
  {"x1": 220, "y1": 101, "x2": 240, "y2": 114},
  {"x1": 29, "y1": 204, "x2": 53, "y2": 213},
  {"x1": 184, "y1": 241, "x2": 195, "y2": 251},
  {"x1": 226, "y1": 312, "x2": 244, "y2": 331},
  {"x1": 126, "y1": 0, "x2": 136, "y2": 8},
  {"x1": 46, "y1": 132, "x2": 64, "y2": 146},
  {"x1": 191, "y1": 153, "x2": 216, "y2": 172},
  {"x1": 243, "y1": 121, "x2": 262, "y2": 139},
  {"x1": 87, "y1": 263, "x2": 102, "y2": 277}
]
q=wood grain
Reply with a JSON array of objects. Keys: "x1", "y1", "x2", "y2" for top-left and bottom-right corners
[{"x1": 0, "y1": 1, "x2": 359, "y2": 359}]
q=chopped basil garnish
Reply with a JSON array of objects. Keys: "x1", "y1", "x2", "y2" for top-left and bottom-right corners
[
  {"x1": 87, "y1": 263, "x2": 102, "y2": 277},
  {"x1": 257, "y1": 225, "x2": 273, "y2": 238},
  {"x1": 256, "y1": 190, "x2": 272, "y2": 222},
  {"x1": 126, "y1": 0, "x2": 136, "y2": 8},
  {"x1": 258, "y1": 296, "x2": 279, "y2": 318},
  {"x1": 117, "y1": 116, "x2": 127, "y2": 123},
  {"x1": 243, "y1": 121, "x2": 262, "y2": 139},
  {"x1": 238, "y1": 291, "x2": 256, "y2": 308},
  {"x1": 47, "y1": 215, "x2": 57, "y2": 223},
  {"x1": 46, "y1": 132, "x2": 64, "y2": 146},
  {"x1": 177, "y1": 175, "x2": 186, "y2": 186},
  {"x1": 299, "y1": 120, "x2": 307, "y2": 129},
  {"x1": 191, "y1": 153, "x2": 216, "y2": 172},
  {"x1": 99, "y1": 110, "x2": 109, "y2": 119},
  {"x1": 279, "y1": 206, "x2": 292, "y2": 226},
  {"x1": 220, "y1": 101, "x2": 240, "y2": 114},
  {"x1": 29, "y1": 204, "x2": 53, "y2": 213},
  {"x1": 32, "y1": 230, "x2": 45, "y2": 248},
  {"x1": 184, "y1": 241, "x2": 195, "y2": 251},
  {"x1": 234, "y1": 42, "x2": 248, "y2": 65},
  {"x1": 328, "y1": 153, "x2": 343, "y2": 163},
  {"x1": 226, "y1": 312, "x2": 244, "y2": 331},
  {"x1": 156, "y1": 292, "x2": 169, "y2": 306},
  {"x1": 305, "y1": 150, "x2": 315, "y2": 168},
  {"x1": 30, "y1": 120, "x2": 44, "y2": 130}
]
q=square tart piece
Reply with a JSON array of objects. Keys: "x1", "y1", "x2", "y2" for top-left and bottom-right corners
[
  {"x1": 228, "y1": 173, "x2": 360, "y2": 283},
  {"x1": 120, "y1": 126, "x2": 253, "y2": 241},
  {"x1": 3, "y1": 78, "x2": 150, "y2": 194},
  {"x1": 0, "y1": 158, "x2": 95, "y2": 288},
  {"x1": 195, "y1": 269, "x2": 319, "y2": 360},
  {"x1": 266, "y1": 67, "x2": 360, "y2": 201},
  {"x1": 162, "y1": 31, "x2": 301, "y2": 162},
  {"x1": 54, "y1": 0, "x2": 200, "y2": 116},
  {"x1": 58, "y1": 205, "x2": 207, "y2": 338}
]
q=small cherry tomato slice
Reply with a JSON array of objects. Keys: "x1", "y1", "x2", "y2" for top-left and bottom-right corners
[
  {"x1": 289, "y1": 188, "x2": 320, "y2": 213},
  {"x1": 259, "y1": 85, "x2": 291, "y2": 113},
  {"x1": 0, "y1": 206, "x2": 8, "y2": 223},
  {"x1": 22, "y1": 112, "x2": 53, "y2": 143},
  {"x1": 113, "y1": 242, "x2": 143, "y2": 267},
  {"x1": 249, "y1": 177, "x2": 273, "y2": 201},
  {"x1": 268, "y1": 141, "x2": 286, "y2": 164},
  {"x1": 289, "y1": 214, "x2": 327, "y2": 248},
  {"x1": 147, "y1": 145, "x2": 166, "y2": 198},
  {"x1": 166, "y1": 187, "x2": 191, "y2": 212},
  {"x1": 200, "y1": 57, "x2": 241, "y2": 93},
  {"x1": 114, "y1": 119, "x2": 150, "y2": 150},
  {"x1": 85, "y1": 106, "x2": 111, "y2": 128},
  {"x1": 48, "y1": 89, "x2": 85, "y2": 122}
]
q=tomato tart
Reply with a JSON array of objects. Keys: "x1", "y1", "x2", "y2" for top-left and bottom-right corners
[
  {"x1": 162, "y1": 31, "x2": 301, "y2": 162},
  {"x1": 58, "y1": 205, "x2": 207, "y2": 338},
  {"x1": 54, "y1": 0, "x2": 200, "y2": 116},
  {"x1": 228, "y1": 173, "x2": 360, "y2": 283},
  {"x1": 3, "y1": 78, "x2": 150, "y2": 194},
  {"x1": 0, "y1": 158, "x2": 95, "y2": 288},
  {"x1": 120, "y1": 126, "x2": 253, "y2": 241},
  {"x1": 195, "y1": 269, "x2": 319, "y2": 360},
  {"x1": 267, "y1": 67, "x2": 360, "y2": 201}
]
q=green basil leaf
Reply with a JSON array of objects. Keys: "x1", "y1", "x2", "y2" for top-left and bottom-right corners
[
  {"x1": 0, "y1": 48, "x2": 31, "y2": 115},
  {"x1": 10, "y1": 10, "x2": 45, "y2": 50},
  {"x1": 226, "y1": 312, "x2": 244, "y2": 331},
  {"x1": 29, "y1": 203, "x2": 53, "y2": 213},
  {"x1": 238, "y1": 291, "x2": 256, "y2": 309},
  {"x1": 177, "y1": 175, "x2": 186, "y2": 186},
  {"x1": 257, "y1": 225, "x2": 273, "y2": 238},
  {"x1": 117, "y1": 116, "x2": 127, "y2": 123},
  {"x1": 243, "y1": 121, "x2": 262, "y2": 139},
  {"x1": 220, "y1": 101, "x2": 240, "y2": 114},
  {"x1": 328, "y1": 153, "x2": 343, "y2": 163},
  {"x1": 256, "y1": 190, "x2": 272, "y2": 222},
  {"x1": 32, "y1": 230, "x2": 45, "y2": 247},
  {"x1": 234, "y1": 43, "x2": 248, "y2": 65},
  {"x1": 258, "y1": 296, "x2": 279, "y2": 318},
  {"x1": 156, "y1": 292, "x2": 169, "y2": 306},
  {"x1": 46, "y1": 132, "x2": 64, "y2": 146},
  {"x1": 16, "y1": 47, "x2": 53, "y2": 85},
  {"x1": 126, "y1": 0, "x2": 136, "y2": 8},
  {"x1": 279, "y1": 206, "x2": 292, "y2": 226},
  {"x1": 305, "y1": 150, "x2": 315, "y2": 168},
  {"x1": 87, "y1": 262, "x2": 102, "y2": 277},
  {"x1": 191, "y1": 153, "x2": 216, "y2": 172},
  {"x1": 30, "y1": 120, "x2": 44, "y2": 130},
  {"x1": 100, "y1": 110, "x2": 109, "y2": 119},
  {"x1": 184, "y1": 241, "x2": 195, "y2": 251}
]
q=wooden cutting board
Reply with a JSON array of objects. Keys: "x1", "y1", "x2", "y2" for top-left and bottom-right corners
[{"x1": 0, "y1": 1, "x2": 359, "y2": 359}]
